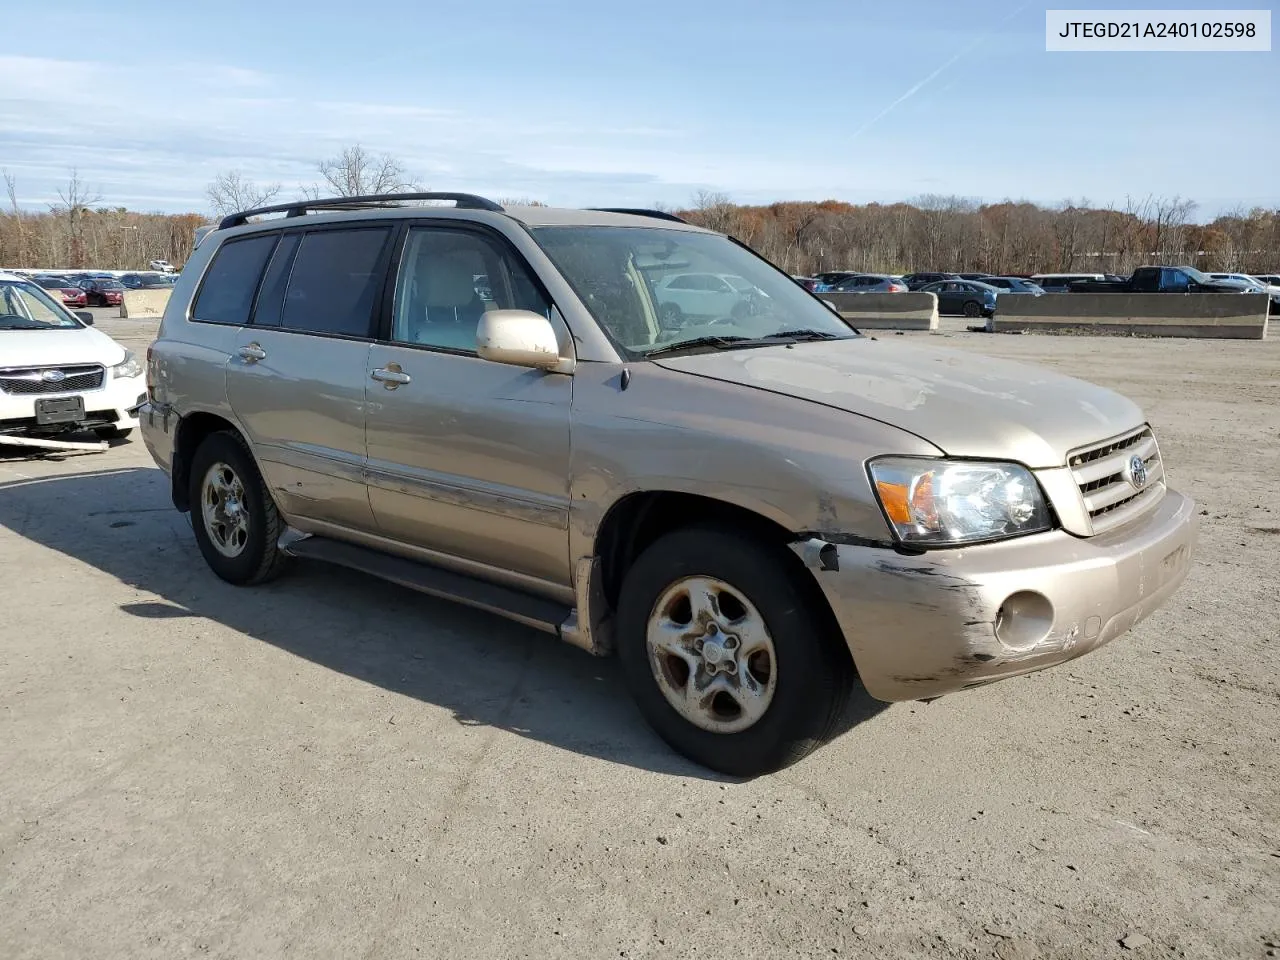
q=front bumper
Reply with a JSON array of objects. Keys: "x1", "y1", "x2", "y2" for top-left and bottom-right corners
[
  {"x1": 800, "y1": 489, "x2": 1198, "y2": 701},
  {"x1": 0, "y1": 375, "x2": 147, "y2": 436}
]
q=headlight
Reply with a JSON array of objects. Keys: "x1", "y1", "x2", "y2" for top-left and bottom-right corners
[
  {"x1": 111, "y1": 350, "x2": 144, "y2": 379},
  {"x1": 869, "y1": 458, "x2": 1052, "y2": 546}
]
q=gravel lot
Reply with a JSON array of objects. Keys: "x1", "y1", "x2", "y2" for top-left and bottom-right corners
[{"x1": 2, "y1": 313, "x2": 1277, "y2": 960}]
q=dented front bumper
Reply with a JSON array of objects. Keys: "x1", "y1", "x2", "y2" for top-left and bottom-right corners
[{"x1": 802, "y1": 489, "x2": 1198, "y2": 702}]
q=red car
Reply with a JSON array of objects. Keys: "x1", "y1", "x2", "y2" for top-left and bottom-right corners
[
  {"x1": 33, "y1": 275, "x2": 89, "y2": 308},
  {"x1": 80, "y1": 278, "x2": 125, "y2": 307}
]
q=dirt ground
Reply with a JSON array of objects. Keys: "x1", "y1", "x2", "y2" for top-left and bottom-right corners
[{"x1": 2, "y1": 313, "x2": 1277, "y2": 960}]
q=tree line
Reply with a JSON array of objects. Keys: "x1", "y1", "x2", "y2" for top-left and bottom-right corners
[
  {"x1": 675, "y1": 191, "x2": 1280, "y2": 277},
  {"x1": 3, "y1": 148, "x2": 1278, "y2": 275},
  {"x1": 0, "y1": 144, "x2": 422, "y2": 271}
]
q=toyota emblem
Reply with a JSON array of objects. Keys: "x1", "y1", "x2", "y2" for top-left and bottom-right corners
[
  {"x1": 1126, "y1": 454, "x2": 1148, "y2": 490},
  {"x1": 41, "y1": 369, "x2": 67, "y2": 383}
]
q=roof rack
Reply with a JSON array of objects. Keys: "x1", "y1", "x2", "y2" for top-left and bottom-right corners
[
  {"x1": 218, "y1": 192, "x2": 504, "y2": 230},
  {"x1": 586, "y1": 207, "x2": 689, "y2": 224}
]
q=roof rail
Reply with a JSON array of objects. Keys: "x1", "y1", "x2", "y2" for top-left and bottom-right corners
[
  {"x1": 218, "y1": 192, "x2": 504, "y2": 230},
  {"x1": 586, "y1": 207, "x2": 689, "y2": 224}
]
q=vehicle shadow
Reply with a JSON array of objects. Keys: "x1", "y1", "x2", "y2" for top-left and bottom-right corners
[{"x1": 0, "y1": 466, "x2": 889, "y2": 778}]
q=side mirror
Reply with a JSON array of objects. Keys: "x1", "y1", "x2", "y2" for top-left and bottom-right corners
[
  {"x1": 75, "y1": 311, "x2": 95, "y2": 325},
  {"x1": 476, "y1": 310, "x2": 571, "y2": 372}
]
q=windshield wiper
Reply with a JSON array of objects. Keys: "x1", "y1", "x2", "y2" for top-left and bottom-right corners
[
  {"x1": 644, "y1": 335, "x2": 753, "y2": 357},
  {"x1": 762, "y1": 329, "x2": 844, "y2": 341},
  {"x1": 645, "y1": 328, "x2": 850, "y2": 359}
]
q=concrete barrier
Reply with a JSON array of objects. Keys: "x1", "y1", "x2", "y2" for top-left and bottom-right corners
[
  {"x1": 119, "y1": 288, "x2": 172, "y2": 319},
  {"x1": 823, "y1": 291, "x2": 939, "y2": 331},
  {"x1": 991, "y1": 292, "x2": 1269, "y2": 339}
]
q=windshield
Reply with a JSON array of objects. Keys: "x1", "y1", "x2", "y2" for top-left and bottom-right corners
[
  {"x1": 1177, "y1": 266, "x2": 1213, "y2": 284},
  {"x1": 0, "y1": 281, "x2": 82, "y2": 330},
  {"x1": 531, "y1": 226, "x2": 856, "y2": 356}
]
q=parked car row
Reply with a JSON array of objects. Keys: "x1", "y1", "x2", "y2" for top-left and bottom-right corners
[
  {"x1": 790, "y1": 271, "x2": 1046, "y2": 317},
  {"x1": 24, "y1": 271, "x2": 176, "y2": 308},
  {"x1": 791, "y1": 265, "x2": 1280, "y2": 315}
]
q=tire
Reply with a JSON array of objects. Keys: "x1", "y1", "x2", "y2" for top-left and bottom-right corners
[
  {"x1": 962, "y1": 300, "x2": 983, "y2": 318},
  {"x1": 94, "y1": 426, "x2": 133, "y2": 441},
  {"x1": 187, "y1": 430, "x2": 289, "y2": 586},
  {"x1": 659, "y1": 302, "x2": 683, "y2": 325},
  {"x1": 616, "y1": 526, "x2": 852, "y2": 776}
]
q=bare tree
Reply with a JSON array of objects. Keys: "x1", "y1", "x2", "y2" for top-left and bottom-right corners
[
  {"x1": 1151, "y1": 195, "x2": 1197, "y2": 262},
  {"x1": 207, "y1": 170, "x2": 282, "y2": 217},
  {"x1": 690, "y1": 190, "x2": 736, "y2": 234},
  {"x1": 315, "y1": 144, "x2": 416, "y2": 197},
  {"x1": 52, "y1": 169, "x2": 102, "y2": 268},
  {"x1": 3, "y1": 170, "x2": 25, "y2": 267}
]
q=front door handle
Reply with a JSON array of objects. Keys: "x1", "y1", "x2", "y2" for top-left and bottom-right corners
[
  {"x1": 237, "y1": 343, "x2": 267, "y2": 362},
  {"x1": 371, "y1": 363, "x2": 411, "y2": 388}
]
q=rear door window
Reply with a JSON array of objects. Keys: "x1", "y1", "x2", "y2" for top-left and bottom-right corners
[
  {"x1": 193, "y1": 234, "x2": 278, "y2": 325},
  {"x1": 280, "y1": 227, "x2": 394, "y2": 338}
]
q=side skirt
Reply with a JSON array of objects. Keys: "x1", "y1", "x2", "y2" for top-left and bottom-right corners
[{"x1": 280, "y1": 532, "x2": 597, "y2": 644}]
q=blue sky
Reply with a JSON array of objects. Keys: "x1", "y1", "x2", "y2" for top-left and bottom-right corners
[{"x1": 1, "y1": 0, "x2": 1276, "y2": 218}]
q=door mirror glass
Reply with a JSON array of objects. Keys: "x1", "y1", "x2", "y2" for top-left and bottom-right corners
[
  {"x1": 477, "y1": 310, "x2": 568, "y2": 371},
  {"x1": 75, "y1": 311, "x2": 95, "y2": 325}
]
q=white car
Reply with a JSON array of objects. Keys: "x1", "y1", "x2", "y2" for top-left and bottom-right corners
[
  {"x1": 1207, "y1": 272, "x2": 1280, "y2": 309},
  {"x1": 0, "y1": 272, "x2": 146, "y2": 445},
  {"x1": 149, "y1": 259, "x2": 175, "y2": 273},
  {"x1": 1208, "y1": 272, "x2": 1280, "y2": 293},
  {"x1": 654, "y1": 272, "x2": 767, "y2": 323}
]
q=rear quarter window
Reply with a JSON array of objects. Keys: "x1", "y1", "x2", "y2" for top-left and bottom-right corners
[
  {"x1": 192, "y1": 234, "x2": 278, "y2": 325},
  {"x1": 279, "y1": 227, "x2": 393, "y2": 338}
]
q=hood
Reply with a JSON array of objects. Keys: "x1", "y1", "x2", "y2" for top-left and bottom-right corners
[
  {"x1": 652, "y1": 338, "x2": 1144, "y2": 469},
  {"x1": 0, "y1": 325, "x2": 128, "y2": 370}
]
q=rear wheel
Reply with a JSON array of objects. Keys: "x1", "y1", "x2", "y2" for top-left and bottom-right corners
[
  {"x1": 962, "y1": 300, "x2": 983, "y2": 318},
  {"x1": 616, "y1": 526, "x2": 852, "y2": 776},
  {"x1": 188, "y1": 431, "x2": 289, "y2": 585},
  {"x1": 659, "y1": 302, "x2": 683, "y2": 325}
]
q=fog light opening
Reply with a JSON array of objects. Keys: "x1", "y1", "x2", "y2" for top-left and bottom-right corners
[{"x1": 994, "y1": 591, "x2": 1054, "y2": 652}]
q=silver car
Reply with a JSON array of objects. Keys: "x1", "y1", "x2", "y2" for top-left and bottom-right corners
[
  {"x1": 827, "y1": 274, "x2": 908, "y2": 294},
  {"x1": 140, "y1": 193, "x2": 1198, "y2": 776}
]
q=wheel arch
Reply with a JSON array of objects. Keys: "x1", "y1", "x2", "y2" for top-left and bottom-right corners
[
  {"x1": 171, "y1": 411, "x2": 244, "y2": 512},
  {"x1": 590, "y1": 489, "x2": 851, "y2": 671}
]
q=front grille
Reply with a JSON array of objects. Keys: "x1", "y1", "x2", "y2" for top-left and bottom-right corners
[
  {"x1": 1069, "y1": 425, "x2": 1165, "y2": 535},
  {"x1": 0, "y1": 365, "x2": 105, "y2": 395}
]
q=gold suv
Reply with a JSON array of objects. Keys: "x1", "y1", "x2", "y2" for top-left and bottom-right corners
[{"x1": 140, "y1": 193, "x2": 1198, "y2": 775}]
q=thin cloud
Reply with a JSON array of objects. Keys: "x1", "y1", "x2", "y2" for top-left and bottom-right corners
[{"x1": 847, "y1": 1, "x2": 1033, "y2": 141}]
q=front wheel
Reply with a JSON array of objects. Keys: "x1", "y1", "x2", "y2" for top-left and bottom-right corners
[
  {"x1": 616, "y1": 526, "x2": 852, "y2": 776},
  {"x1": 962, "y1": 300, "x2": 983, "y2": 318},
  {"x1": 188, "y1": 431, "x2": 289, "y2": 585}
]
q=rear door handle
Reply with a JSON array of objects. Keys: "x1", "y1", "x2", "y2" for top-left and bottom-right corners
[
  {"x1": 371, "y1": 364, "x2": 411, "y2": 388},
  {"x1": 237, "y1": 343, "x2": 267, "y2": 362}
]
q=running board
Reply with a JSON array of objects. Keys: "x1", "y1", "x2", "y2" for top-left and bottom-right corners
[{"x1": 281, "y1": 535, "x2": 573, "y2": 636}]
